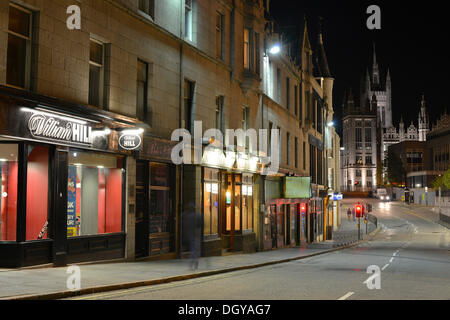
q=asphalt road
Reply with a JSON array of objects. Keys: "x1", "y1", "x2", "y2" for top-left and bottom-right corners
[{"x1": 69, "y1": 199, "x2": 450, "y2": 300}]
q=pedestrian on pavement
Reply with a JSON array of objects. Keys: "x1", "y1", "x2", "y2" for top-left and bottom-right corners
[
  {"x1": 347, "y1": 208, "x2": 351, "y2": 221},
  {"x1": 183, "y1": 201, "x2": 202, "y2": 271}
]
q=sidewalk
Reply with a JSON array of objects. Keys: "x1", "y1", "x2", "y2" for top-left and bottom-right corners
[
  {"x1": 391, "y1": 202, "x2": 450, "y2": 229},
  {"x1": 0, "y1": 221, "x2": 379, "y2": 300}
]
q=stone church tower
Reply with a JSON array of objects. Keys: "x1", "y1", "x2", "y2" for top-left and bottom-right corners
[
  {"x1": 361, "y1": 44, "x2": 393, "y2": 129},
  {"x1": 418, "y1": 94, "x2": 430, "y2": 141}
]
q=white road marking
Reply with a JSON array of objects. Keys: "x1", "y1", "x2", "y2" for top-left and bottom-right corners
[
  {"x1": 382, "y1": 264, "x2": 389, "y2": 271},
  {"x1": 338, "y1": 291, "x2": 355, "y2": 300},
  {"x1": 389, "y1": 257, "x2": 394, "y2": 263}
]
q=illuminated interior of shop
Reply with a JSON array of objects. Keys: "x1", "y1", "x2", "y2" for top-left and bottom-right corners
[
  {"x1": 68, "y1": 151, "x2": 123, "y2": 237},
  {"x1": 0, "y1": 144, "x2": 18, "y2": 241}
]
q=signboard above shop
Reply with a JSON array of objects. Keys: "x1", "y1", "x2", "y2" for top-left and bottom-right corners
[{"x1": 283, "y1": 176, "x2": 312, "y2": 199}]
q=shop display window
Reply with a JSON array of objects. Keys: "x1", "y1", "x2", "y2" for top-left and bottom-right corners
[
  {"x1": 67, "y1": 151, "x2": 123, "y2": 237},
  {"x1": 203, "y1": 168, "x2": 219, "y2": 236},
  {"x1": 242, "y1": 174, "x2": 253, "y2": 231},
  {"x1": 0, "y1": 144, "x2": 18, "y2": 241},
  {"x1": 26, "y1": 145, "x2": 49, "y2": 240}
]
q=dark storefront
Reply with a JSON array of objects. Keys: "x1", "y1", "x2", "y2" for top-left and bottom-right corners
[
  {"x1": 135, "y1": 136, "x2": 178, "y2": 259},
  {"x1": 0, "y1": 86, "x2": 142, "y2": 267}
]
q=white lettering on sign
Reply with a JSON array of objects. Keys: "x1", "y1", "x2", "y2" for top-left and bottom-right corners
[
  {"x1": 119, "y1": 133, "x2": 142, "y2": 150},
  {"x1": 28, "y1": 113, "x2": 93, "y2": 145}
]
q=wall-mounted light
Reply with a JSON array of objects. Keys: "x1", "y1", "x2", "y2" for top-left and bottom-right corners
[
  {"x1": 269, "y1": 44, "x2": 280, "y2": 55},
  {"x1": 327, "y1": 121, "x2": 334, "y2": 127}
]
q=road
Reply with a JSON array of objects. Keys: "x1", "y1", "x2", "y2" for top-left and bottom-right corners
[{"x1": 68, "y1": 199, "x2": 450, "y2": 300}]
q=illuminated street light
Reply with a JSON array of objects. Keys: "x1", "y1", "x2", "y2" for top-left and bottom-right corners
[
  {"x1": 327, "y1": 121, "x2": 334, "y2": 127},
  {"x1": 269, "y1": 44, "x2": 281, "y2": 54}
]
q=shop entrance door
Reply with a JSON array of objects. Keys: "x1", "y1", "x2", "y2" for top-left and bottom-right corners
[
  {"x1": 221, "y1": 173, "x2": 241, "y2": 252},
  {"x1": 135, "y1": 160, "x2": 149, "y2": 257},
  {"x1": 269, "y1": 205, "x2": 277, "y2": 248}
]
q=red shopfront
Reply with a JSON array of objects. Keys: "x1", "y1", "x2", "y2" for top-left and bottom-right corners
[{"x1": 0, "y1": 86, "x2": 143, "y2": 267}]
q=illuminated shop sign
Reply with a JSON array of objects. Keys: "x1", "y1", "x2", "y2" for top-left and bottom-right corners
[
  {"x1": 118, "y1": 129, "x2": 143, "y2": 151},
  {"x1": 23, "y1": 107, "x2": 95, "y2": 146}
]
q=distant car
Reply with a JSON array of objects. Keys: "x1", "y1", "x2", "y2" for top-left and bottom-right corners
[{"x1": 376, "y1": 188, "x2": 390, "y2": 201}]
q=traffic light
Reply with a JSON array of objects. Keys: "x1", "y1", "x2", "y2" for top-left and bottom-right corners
[
  {"x1": 300, "y1": 203, "x2": 306, "y2": 214},
  {"x1": 355, "y1": 204, "x2": 363, "y2": 218}
]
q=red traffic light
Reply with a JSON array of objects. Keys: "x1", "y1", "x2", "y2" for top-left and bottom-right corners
[
  {"x1": 355, "y1": 204, "x2": 363, "y2": 217},
  {"x1": 300, "y1": 203, "x2": 306, "y2": 213}
]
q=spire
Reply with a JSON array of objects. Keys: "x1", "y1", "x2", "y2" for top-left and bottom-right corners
[
  {"x1": 372, "y1": 42, "x2": 380, "y2": 86},
  {"x1": 314, "y1": 16, "x2": 332, "y2": 78},
  {"x1": 302, "y1": 15, "x2": 311, "y2": 52}
]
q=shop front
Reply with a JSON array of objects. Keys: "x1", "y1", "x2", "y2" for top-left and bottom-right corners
[
  {"x1": 135, "y1": 136, "x2": 178, "y2": 259},
  {"x1": 197, "y1": 148, "x2": 260, "y2": 256},
  {"x1": 0, "y1": 86, "x2": 143, "y2": 267},
  {"x1": 263, "y1": 176, "x2": 311, "y2": 250}
]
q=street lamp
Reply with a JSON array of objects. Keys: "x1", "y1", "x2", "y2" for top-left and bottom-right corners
[
  {"x1": 269, "y1": 44, "x2": 281, "y2": 55},
  {"x1": 327, "y1": 121, "x2": 334, "y2": 127}
]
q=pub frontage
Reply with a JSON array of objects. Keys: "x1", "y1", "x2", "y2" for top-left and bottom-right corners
[{"x1": 0, "y1": 85, "x2": 144, "y2": 268}]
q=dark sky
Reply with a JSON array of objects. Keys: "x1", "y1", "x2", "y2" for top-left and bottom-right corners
[{"x1": 270, "y1": 0, "x2": 448, "y2": 137}]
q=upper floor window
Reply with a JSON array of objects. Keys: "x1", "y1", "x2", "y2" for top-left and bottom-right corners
[
  {"x1": 185, "y1": 0, "x2": 193, "y2": 41},
  {"x1": 184, "y1": 79, "x2": 195, "y2": 133},
  {"x1": 89, "y1": 39, "x2": 105, "y2": 108},
  {"x1": 286, "y1": 77, "x2": 290, "y2": 110},
  {"x1": 137, "y1": 59, "x2": 149, "y2": 123},
  {"x1": 243, "y1": 28, "x2": 251, "y2": 70},
  {"x1": 216, "y1": 12, "x2": 224, "y2": 60},
  {"x1": 139, "y1": 0, "x2": 155, "y2": 19},
  {"x1": 7, "y1": 3, "x2": 32, "y2": 89},
  {"x1": 216, "y1": 95, "x2": 224, "y2": 132}
]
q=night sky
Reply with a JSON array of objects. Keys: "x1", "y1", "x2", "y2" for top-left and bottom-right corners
[{"x1": 270, "y1": 0, "x2": 448, "y2": 137}]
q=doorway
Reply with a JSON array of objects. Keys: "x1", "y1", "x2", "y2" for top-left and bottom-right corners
[{"x1": 221, "y1": 172, "x2": 241, "y2": 252}]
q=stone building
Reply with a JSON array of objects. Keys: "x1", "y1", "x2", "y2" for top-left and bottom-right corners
[{"x1": 0, "y1": 0, "x2": 341, "y2": 267}]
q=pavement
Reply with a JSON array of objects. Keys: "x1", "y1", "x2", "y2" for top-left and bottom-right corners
[{"x1": 0, "y1": 212, "x2": 379, "y2": 300}]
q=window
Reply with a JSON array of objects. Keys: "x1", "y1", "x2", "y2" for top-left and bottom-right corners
[
  {"x1": 367, "y1": 169, "x2": 372, "y2": 177},
  {"x1": 242, "y1": 106, "x2": 250, "y2": 150},
  {"x1": 305, "y1": 91, "x2": 310, "y2": 120},
  {"x1": 215, "y1": 12, "x2": 224, "y2": 60},
  {"x1": 365, "y1": 155, "x2": 372, "y2": 165},
  {"x1": 203, "y1": 168, "x2": 219, "y2": 235},
  {"x1": 67, "y1": 151, "x2": 123, "y2": 237},
  {"x1": 356, "y1": 155, "x2": 363, "y2": 165},
  {"x1": 149, "y1": 163, "x2": 173, "y2": 234},
  {"x1": 286, "y1": 132, "x2": 290, "y2": 165},
  {"x1": 303, "y1": 141, "x2": 306, "y2": 170},
  {"x1": 0, "y1": 144, "x2": 18, "y2": 241},
  {"x1": 185, "y1": 0, "x2": 193, "y2": 41},
  {"x1": 184, "y1": 79, "x2": 195, "y2": 133},
  {"x1": 139, "y1": 0, "x2": 155, "y2": 19},
  {"x1": 268, "y1": 121, "x2": 273, "y2": 157},
  {"x1": 243, "y1": 28, "x2": 251, "y2": 69},
  {"x1": 295, "y1": 137, "x2": 298, "y2": 168},
  {"x1": 216, "y1": 95, "x2": 224, "y2": 132},
  {"x1": 137, "y1": 59, "x2": 149, "y2": 123},
  {"x1": 254, "y1": 33, "x2": 260, "y2": 75},
  {"x1": 277, "y1": 68, "x2": 281, "y2": 103},
  {"x1": 6, "y1": 3, "x2": 32, "y2": 89},
  {"x1": 356, "y1": 128, "x2": 362, "y2": 150},
  {"x1": 26, "y1": 146, "x2": 49, "y2": 241},
  {"x1": 294, "y1": 84, "x2": 298, "y2": 116},
  {"x1": 286, "y1": 77, "x2": 290, "y2": 110},
  {"x1": 89, "y1": 39, "x2": 105, "y2": 108},
  {"x1": 356, "y1": 169, "x2": 362, "y2": 177},
  {"x1": 242, "y1": 174, "x2": 253, "y2": 231}
]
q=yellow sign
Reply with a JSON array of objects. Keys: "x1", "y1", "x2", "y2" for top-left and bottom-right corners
[
  {"x1": 67, "y1": 227, "x2": 76, "y2": 237},
  {"x1": 401, "y1": 196, "x2": 405, "y2": 202}
]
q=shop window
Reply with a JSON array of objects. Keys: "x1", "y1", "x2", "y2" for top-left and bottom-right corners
[
  {"x1": 203, "y1": 168, "x2": 219, "y2": 236},
  {"x1": 0, "y1": 144, "x2": 18, "y2": 241},
  {"x1": 150, "y1": 163, "x2": 173, "y2": 234},
  {"x1": 26, "y1": 146, "x2": 49, "y2": 241},
  {"x1": 234, "y1": 175, "x2": 241, "y2": 231},
  {"x1": 242, "y1": 174, "x2": 253, "y2": 231},
  {"x1": 67, "y1": 151, "x2": 123, "y2": 237}
]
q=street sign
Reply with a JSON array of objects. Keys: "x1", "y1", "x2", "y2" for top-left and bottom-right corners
[{"x1": 401, "y1": 195, "x2": 405, "y2": 202}]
